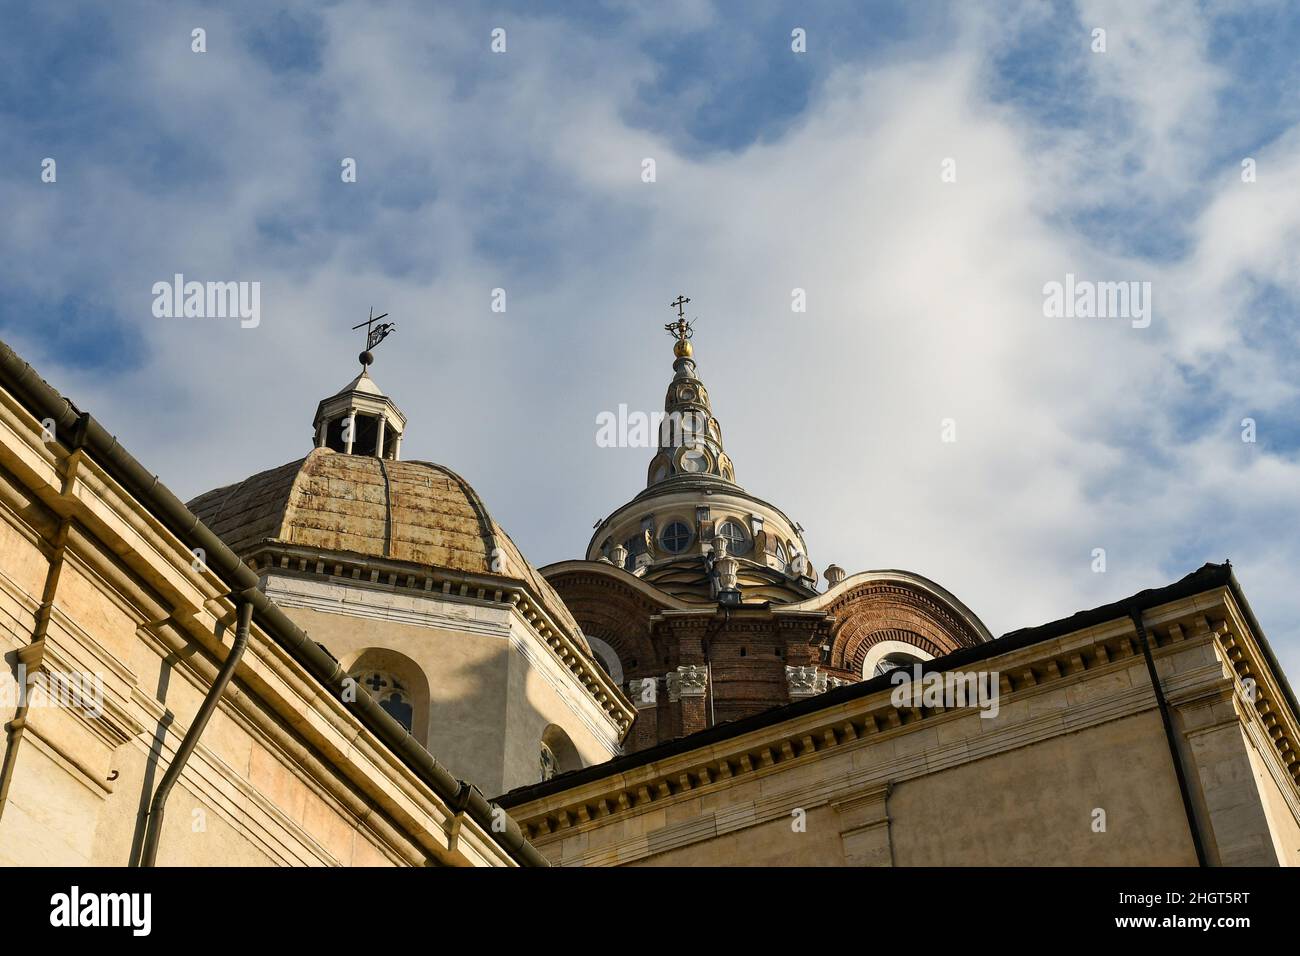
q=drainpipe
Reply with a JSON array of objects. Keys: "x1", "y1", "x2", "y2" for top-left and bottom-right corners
[
  {"x1": 139, "y1": 597, "x2": 254, "y2": 867},
  {"x1": 1130, "y1": 609, "x2": 1209, "y2": 866},
  {"x1": 701, "y1": 607, "x2": 729, "y2": 728},
  {"x1": 0, "y1": 340, "x2": 547, "y2": 866}
]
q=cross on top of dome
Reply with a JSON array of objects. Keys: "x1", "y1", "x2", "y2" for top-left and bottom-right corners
[
  {"x1": 664, "y1": 294, "x2": 696, "y2": 359},
  {"x1": 352, "y1": 307, "x2": 397, "y2": 369},
  {"x1": 312, "y1": 309, "x2": 407, "y2": 459}
]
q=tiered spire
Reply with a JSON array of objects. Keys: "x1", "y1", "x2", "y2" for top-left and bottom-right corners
[{"x1": 646, "y1": 297, "x2": 737, "y2": 488}]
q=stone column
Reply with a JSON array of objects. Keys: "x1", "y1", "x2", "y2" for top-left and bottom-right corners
[
  {"x1": 786, "y1": 665, "x2": 826, "y2": 701},
  {"x1": 375, "y1": 416, "x2": 387, "y2": 459},
  {"x1": 627, "y1": 677, "x2": 660, "y2": 751},
  {"x1": 673, "y1": 664, "x2": 709, "y2": 735}
]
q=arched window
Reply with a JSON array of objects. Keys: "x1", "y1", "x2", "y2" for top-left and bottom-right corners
[
  {"x1": 621, "y1": 535, "x2": 642, "y2": 570},
  {"x1": 350, "y1": 670, "x2": 414, "y2": 732},
  {"x1": 861, "y1": 638, "x2": 935, "y2": 680},
  {"x1": 540, "y1": 725, "x2": 581, "y2": 783},
  {"x1": 774, "y1": 541, "x2": 788, "y2": 567},
  {"x1": 716, "y1": 519, "x2": 750, "y2": 555},
  {"x1": 342, "y1": 648, "x2": 430, "y2": 746},
  {"x1": 660, "y1": 520, "x2": 692, "y2": 554},
  {"x1": 585, "y1": 635, "x2": 624, "y2": 685},
  {"x1": 873, "y1": 653, "x2": 922, "y2": 677}
]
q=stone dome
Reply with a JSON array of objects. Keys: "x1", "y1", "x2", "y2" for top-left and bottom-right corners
[
  {"x1": 587, "y1": 321, "x2": 815, "y2": 605},
  {"x1": 188, "y1": 447, "x2": 591, "y2": 653}
]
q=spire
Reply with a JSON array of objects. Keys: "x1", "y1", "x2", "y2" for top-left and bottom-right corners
[{"x1": 645, "y1": 297, "x2": 737, "y2": 488}]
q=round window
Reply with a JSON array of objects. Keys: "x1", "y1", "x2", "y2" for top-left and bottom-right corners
[{"x1": 661, "y1": 521, "x2": 692, "y2": 554}]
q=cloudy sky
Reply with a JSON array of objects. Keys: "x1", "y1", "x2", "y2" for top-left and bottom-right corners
[{"x1": 2, "y1": 1, "x2": 1299, "y2": 675}]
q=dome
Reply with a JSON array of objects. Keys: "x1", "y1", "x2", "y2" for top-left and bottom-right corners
[
  {"x1": 189, "y1": 447, "x2": 591, "y2": 654},
  {"x1": 587, "y1": 311, "x2": 815, "y2": 604}
]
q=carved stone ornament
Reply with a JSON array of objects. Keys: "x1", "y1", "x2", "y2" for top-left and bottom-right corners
[
  {"x1": 786, "y1": 665, "x2": 827, "y2": 698},
  {"x1": 712, "y1": 535, "x2": 739, "y2": 592},
  {"x1": 675, "y1": 664, "x2": 709, "y2": 697}
]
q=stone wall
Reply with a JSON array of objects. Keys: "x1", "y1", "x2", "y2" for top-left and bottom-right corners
[
  {"x1": 503, "y1": 588, "x2": 1300, "y2": 866},
  {"x1": 0, "y1": 387, "x2": 522, "y2": 867}
]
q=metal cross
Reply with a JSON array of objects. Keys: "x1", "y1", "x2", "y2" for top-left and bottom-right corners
[
  {"x1": 664, "y1": 295, "x2": 694, "y2": 342},
  {"x1": 352, "y1": 308, "x2": 396, "y2": 352}
]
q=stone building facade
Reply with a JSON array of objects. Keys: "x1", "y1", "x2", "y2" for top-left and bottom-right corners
[
  {"x1": 0, "y1": 340, "x2": 570, "y2": 866},
  {"x1": 2, "y1": 310, "x2": 1298, "y2": 870},
  {"x1": 187, "y1": 366, "x2": 633, "y2": 795},
  {"x1": 502, "y1": 564, "x2": 1300, "y2": 866}
]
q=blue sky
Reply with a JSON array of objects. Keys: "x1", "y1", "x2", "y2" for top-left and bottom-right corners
[{"x1": 3, "y1": 0, "x2": 1300, "y2": 677}]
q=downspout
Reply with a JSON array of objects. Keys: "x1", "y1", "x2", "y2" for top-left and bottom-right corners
[
  {"x1": 0, "y1": 518, "x2": 71, "y2": 821},
  {"x1": 702, "y1": 607, "x2": 729, "y2": 728},
  {"x1": 1130, "y1": 609, "x2": 1209, "y2": 866},
  {"x1": 0, "y1": 414, "x2": 87, "y2": 822},
  {"x1": 0, "y1": 340, "x2": 547, "y2": 866},
  {"x1": 139, "y1": 597, "x2": 254, "y2": 867}
]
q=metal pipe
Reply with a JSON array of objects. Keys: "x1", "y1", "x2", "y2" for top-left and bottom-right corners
[
  {"x1": 1130, "y1": 609, "x2": 1209, "y2": 866},
  {"x1": 139, "y1": 599, "x2": 253, "y2": 867},
  {"x1": 0, "y1": 339, "x2": 546, "y2": 866}
]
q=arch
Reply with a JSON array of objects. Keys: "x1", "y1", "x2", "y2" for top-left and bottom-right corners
[
  {"x1": 789, "y1": 570, "x2": 991, "y2": 674},
  {"x1": 542, "y1": 561, "x2": 692, "y2": 686},
  {"x1": 341, "y1": 647, "x2": 431, "y2": 747},
  {"x1": 716, "y1": 519, "x2": 750, "y2": 555},
  {"x1": 540, "y1": 724, "x2": 582, "y2": 782},
  {"x1": 586, "y1": 635, "x2": 625, "y2": 685},
  {"x1": 861, "y1": 638, "x2": 934, "y2": 678}
]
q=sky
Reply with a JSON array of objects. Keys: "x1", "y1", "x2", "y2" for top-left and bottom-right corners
[{"x1": 2, "y1": 0, "x2": 1299, "y2": 677}]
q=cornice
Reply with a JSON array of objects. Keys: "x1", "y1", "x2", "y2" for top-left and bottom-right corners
[
  {"x1": 247, "y1": 543, "x2": 635, "y2": 736},
  {"x1": 505, "y1": 592, "x2": 1299, "y2": 852}
]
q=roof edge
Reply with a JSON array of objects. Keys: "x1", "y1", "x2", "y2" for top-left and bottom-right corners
[
  {"x1": 0, "y1": 337, "x2": 547, "y2": 867},
  {"x1": 499, "y1": 561, "x2": 1245, "y2": 808}
]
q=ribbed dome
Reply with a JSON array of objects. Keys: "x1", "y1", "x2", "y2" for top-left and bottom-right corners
[{"x1": 188, "y1": 447, "x2": 589, "y2": 652}]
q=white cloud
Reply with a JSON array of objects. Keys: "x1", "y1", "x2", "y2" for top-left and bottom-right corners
[{"x1": 2, "y1": 0, "x2": 1297, "y2": 679}]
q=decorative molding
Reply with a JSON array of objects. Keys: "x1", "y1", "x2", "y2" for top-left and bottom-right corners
[
  {"x1": 247, "y1": 544, "x2": 635, "y2": 735},
  {"x1": 786, "y1": 665, "x2": 826, "y2": 698},
  {"x1": 508, "y1": 596, "x2": 1298, "y2": 865},
  {"x1": 675, "y1": 664, "x2": 708, "y2": 697},
  {"x1": 627, "y1": 677, "x2": 658, "y2": 709}
]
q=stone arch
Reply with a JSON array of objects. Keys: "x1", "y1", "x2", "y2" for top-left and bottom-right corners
[
  {"x1": 814, "y1": 574, "x2": 990, "y2": 675},
  {"x1": 543, "y1": 563, "x2": 684, "y2": 680},
  {"x1": 861, "y1": 636, "x2": 935, "y2": 678},
  {"x1": 540, "y1": 723, "x2": 582, "y2": 781},
  {"x1": 341, "y1": 646, "x2": 431, "y2": 747},
  {"x1": 586, "y1": 635, "x2": 625, "y2": 685}
]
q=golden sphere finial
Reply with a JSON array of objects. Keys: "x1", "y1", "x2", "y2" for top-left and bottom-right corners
[{"x1": 674, "y1": 339, "x2": 693, "y2": 358}]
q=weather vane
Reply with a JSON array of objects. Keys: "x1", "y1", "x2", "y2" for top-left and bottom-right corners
[
  {"x1": 664, "y1": 294, "x2": 694, "y2": 345},
  {"x1": 352, "y1": 308, "x2": 396, "y2": 367}
]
